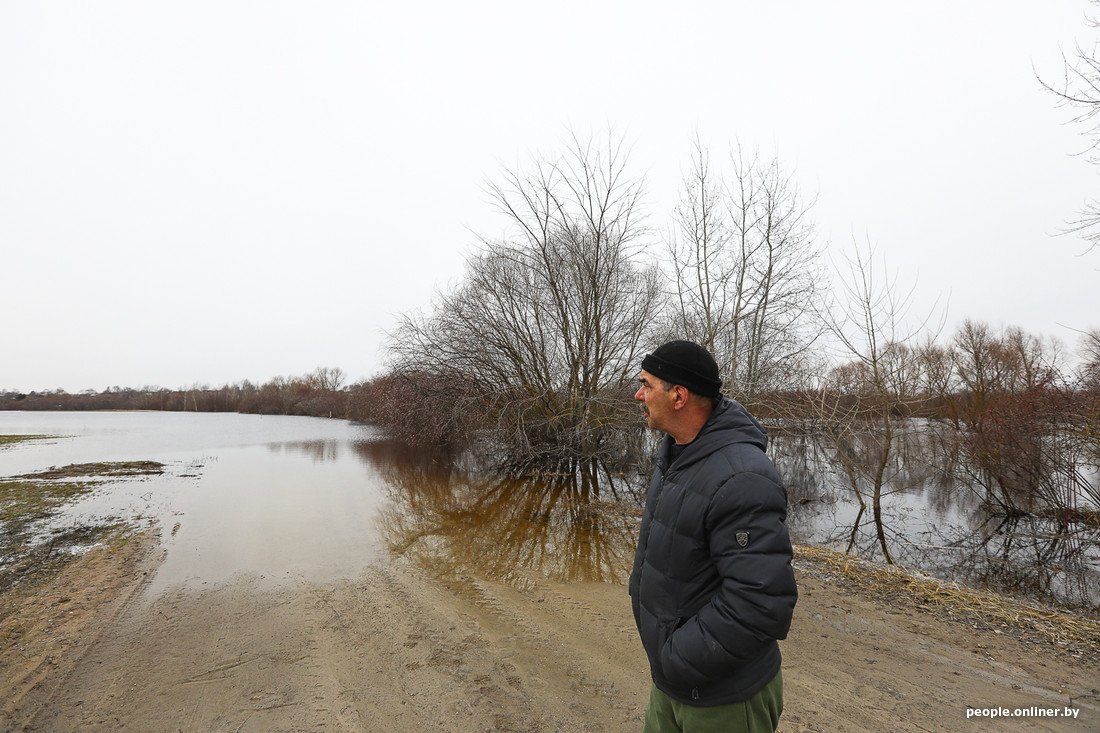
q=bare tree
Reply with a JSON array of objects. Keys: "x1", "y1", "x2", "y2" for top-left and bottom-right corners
[
  {"x1": 666, "y1": 140, "x2": 823, "y2": 405},
  {"x1": 1074, "y1": 328, "x2": 1100, "y2": 504},
  {"x1": 310, "y1": 367, "x2": 346, "y2": 392},
  {"x1": 1039, "y1": 0, "x2": 1100, "y2": 252},
  {"x1": 949, "y1": 321, "x2": 1097, "y2": 518},
  {"x1": 387, "y1": 133, "x2": 662, "y2": 461},
  {"x1": 813, "y1": 244, "x2": 939, "y2": 564},
  {"x1": 915, "y1": 335, "x2": 958, "y2": 419},
  {"x1": 952, "y1": 319, "x2": 1015, "y2": 427},
  {"x1": 1079, "y1": 326, "x2": 1100, "y2": 391},
  {"x1": 951, "y1": 321, "x2": 1062, "y2": 422}
]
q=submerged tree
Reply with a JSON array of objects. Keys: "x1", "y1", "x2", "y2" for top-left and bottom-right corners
[
  {"x1": 944, "y1": 320, "x2": 1099, "y2": 520},
  {"x1": 1074, "y1": 328, "x2": 1100, "y2": 509},
  {"x1": 1081, "y1": 327, "x2": 1100, "y2": 388},
  {"x1": 362, "y1": 440, "x2": 643, "y2": 586},
  {"x1": 386, "y1": 133, "x2": 662, "y2": 461},
  {"x1": 666, "y1": 140, "x2": 823, "y2": 406},
  {"x1": 813, "y1": 244, "x2": 939, "y2": 564}
]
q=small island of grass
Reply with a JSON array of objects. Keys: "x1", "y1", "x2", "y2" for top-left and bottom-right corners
[{"x1": 0, "y1": 445, "x2": 166, "y2": 623}]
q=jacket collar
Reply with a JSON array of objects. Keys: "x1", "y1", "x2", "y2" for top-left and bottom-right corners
[{"x1": 655, "y1": 397, "x2": 768, "y2": 473}]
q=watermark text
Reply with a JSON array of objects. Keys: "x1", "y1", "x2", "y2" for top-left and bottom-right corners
[{"x1": 967, "y1": 706, "x2": 1079, "y2": 720}]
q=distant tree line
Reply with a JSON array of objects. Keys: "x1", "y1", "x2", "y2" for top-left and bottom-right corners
[
  {"x1": 2, "y1": 367, "x2": 352, "y2": 418},
  {"x1": 802, "y1": 313, "x2": 1100, "y2": 558}
]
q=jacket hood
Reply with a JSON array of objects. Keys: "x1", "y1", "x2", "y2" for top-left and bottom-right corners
[{"x1": 657, "y1": 397, "x2": 768, "y2": 472}]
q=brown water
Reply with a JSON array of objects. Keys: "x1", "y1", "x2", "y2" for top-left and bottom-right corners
[
  {"x1": 1, "y1": 411, "x2": 1097, "y2": 611},
  {"x1": 0, "y1": 412, "x2": 386, "y2": 594}
]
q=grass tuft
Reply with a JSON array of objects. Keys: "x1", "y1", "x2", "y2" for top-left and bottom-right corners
[
  {"x1": 794, "y1": 544, "x2": 1100, "y2": 662},
  {"x1": 0, "y1": 458, "x2": 165, "y2": 612},
  {"x1": 0, "y1": 435, "x2": 55, "y2": 449}
]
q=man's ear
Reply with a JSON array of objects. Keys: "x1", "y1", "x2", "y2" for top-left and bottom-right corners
[{"x1": 671, "y1": 385, "x2": 689, "y2": 410}]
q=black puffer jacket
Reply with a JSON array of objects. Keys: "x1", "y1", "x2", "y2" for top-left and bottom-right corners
[{"x1": 629, "y1": 397, "x2": 797, "y2": 706}]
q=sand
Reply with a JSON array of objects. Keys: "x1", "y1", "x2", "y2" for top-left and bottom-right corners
[{"x1": 1, "y1": 535, "x2": 1097, "y2": 732}]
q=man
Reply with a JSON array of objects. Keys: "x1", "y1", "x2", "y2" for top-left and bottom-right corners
[{"x1": 629, "y1": 340, "x2": 797, "y2": 733}]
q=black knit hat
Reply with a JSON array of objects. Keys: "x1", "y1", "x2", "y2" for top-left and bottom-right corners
[{"x1": 641, "y1": 340, "x2": 722, "y2": 398}]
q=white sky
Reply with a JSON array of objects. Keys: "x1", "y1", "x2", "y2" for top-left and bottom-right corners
[{"x1": 2, "y1": 1, "x2": 1097, "y2": 392}]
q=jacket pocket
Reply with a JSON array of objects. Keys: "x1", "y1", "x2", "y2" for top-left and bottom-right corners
[{"x1": 657, "y1": 616, "x2": 685, "y2": 664}]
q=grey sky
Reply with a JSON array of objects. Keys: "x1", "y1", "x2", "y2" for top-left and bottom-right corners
[{"x1": 2, "y1": 1, "x2": 1097, "y2": 392}]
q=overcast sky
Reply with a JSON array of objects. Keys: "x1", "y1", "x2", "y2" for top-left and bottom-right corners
[{"x1": 2, "y1": 1, "x2": 1097, "y2": 392}]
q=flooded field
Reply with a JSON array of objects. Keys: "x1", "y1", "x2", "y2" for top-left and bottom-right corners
[
  {"x1": 0, "y1": 411, "x2": 386, "y2": 594},
  {"x1": 1, "y1": 411, "x2": 1097, "y2": 611},
  {"x1": 3, "y1": 411, "x2": 1099, "y2": 731},
  {"x1": 772, "y1": 427, "x2": 1100, "y2": 611}
]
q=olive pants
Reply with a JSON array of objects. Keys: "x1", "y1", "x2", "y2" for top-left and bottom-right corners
[{"x1": 642, "y1": 669, "x2": 783, "y2": 733}]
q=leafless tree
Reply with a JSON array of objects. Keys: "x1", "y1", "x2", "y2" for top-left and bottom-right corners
[
  {"x1": 666, "y1": 140, "x2": 823, "y2": 406},
  {"x1": 951, "y1": 321, "x2": 1062, "y2": 421},
  {"x1": 813, "y1": 244, "x2": 940, "y2": 564},
  {"x1": 1079, "y1": 327, "x2": 1100, "y2": 391},
  {"x1": 310, "y1": 367, "x2": 346, "y2": 392},
  {"x1": 945, "y1": 320, "x2": 1098, "y2": 519},
  {"x1": 1074, "y1": 328, "x2": 1100, "y2": 503},
  {"x1": 915, "y1": 335, "x2": 958, "y2": 419},
  {"x1": 952, "y1": 319, "x2": 1016, "y2": 426},
  {"x1": 1038, "y1": 0, "x2": 1100, "y2": 252},
  {"x1": 387, "y1": 133, "x2": 662, "y2": 461}
]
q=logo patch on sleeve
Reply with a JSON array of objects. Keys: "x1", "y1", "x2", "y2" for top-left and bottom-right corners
[{"x1": 736, "y1": 531, "x2": 749, "y2": 547}]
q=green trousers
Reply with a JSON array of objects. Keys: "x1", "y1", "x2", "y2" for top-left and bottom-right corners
[{"x1": 642, "y1": 669, "x2": 783, "y2": 733}]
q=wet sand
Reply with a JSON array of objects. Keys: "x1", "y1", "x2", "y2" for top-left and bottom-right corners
[{"x1": 2, "y1": 536, "x2": 1098, "y2": 733}]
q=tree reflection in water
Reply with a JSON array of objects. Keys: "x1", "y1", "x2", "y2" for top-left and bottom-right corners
[
  {"x1": 773, "y1": 425, "x2": 1100, "y2": 611},
  {"x1": 350, "y1": 429, "x2": 1098, "y2": 611},
  {"x1": 353, "y1": 441, "x2": 646, "y2": 590},
  {"x1": 266, "y1": 440, "x2": 343, "y2": 462}
]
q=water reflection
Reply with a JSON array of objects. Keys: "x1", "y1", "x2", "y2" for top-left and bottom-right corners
[
  {"x1": 6, "y1": 411, "x2": 1092, "y2": 609},
  {"x1": 925, "y1": 514, "x2": 1100, "y2": 609},
  {"x1": 355, "y1": 441, "x2": 645, "y2": 589},
  {"x1": 0, "y1": 413, "x2": 387, "y2": 594},
  {"x1": 266, "y1": 440, "x2": 344, "y2": 462},
  {"x1": 356, "y1": 428, "x2": 1099, "y2": 610},
  {"x1": 773, "y1": 426, "x2": 1100, "y2": 611}
]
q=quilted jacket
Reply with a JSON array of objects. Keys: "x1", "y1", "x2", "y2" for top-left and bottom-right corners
[{"x1": 629, "y1": 397, "x2": 797, "y2": 706}]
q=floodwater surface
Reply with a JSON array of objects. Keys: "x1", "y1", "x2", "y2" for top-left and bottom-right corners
[
  {"x1": 0, "y1": 411, "x2": 387, "y2": 594},
  {"x1": 1, "y1": 411, "x2": 1097, "y2": 611}
]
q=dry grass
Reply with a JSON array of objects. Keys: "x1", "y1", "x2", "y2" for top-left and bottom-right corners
[
  {"x1": 13, "y1": 461, "x2": 164, "y2": 480},
  {"x1": 793, "y1": 544, "x2": 1100, "y2": 662},
  {"x1": 0, "y1": 435, "x2": 54, "y2": 448},
  {"x1": 0, "y1": 460, "x2": 163, "y2": 613}
]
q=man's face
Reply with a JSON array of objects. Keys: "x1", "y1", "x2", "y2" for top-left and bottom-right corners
[{"x1": 634, "y1": 370, "x2": 677, "y2": 432}]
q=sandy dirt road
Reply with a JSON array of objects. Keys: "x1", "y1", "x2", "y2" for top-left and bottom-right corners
[{"x1": 2, "y1": 538, "x2": 1098, "y2": 732}]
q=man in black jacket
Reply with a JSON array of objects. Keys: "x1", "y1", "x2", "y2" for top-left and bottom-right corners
[{"x1": 629, "y1": 340, "x2": 797, "y2": 733}]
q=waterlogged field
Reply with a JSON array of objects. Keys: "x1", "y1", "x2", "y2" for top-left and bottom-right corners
[
  {"x1": 0, "y1": 411, "x2": 387, "y2": 593},
  {"x1": 0, "y1": 411, "x2": 1098, "y2": 731},
  {"x1": 0, "y1": 451, "x2": 165, "y2": 594},
  {"x1": 772, "y1": 425, "x2": 1100, "y2": 611},
  {"x1": 2, "y1": 411, "x2": 1096, "y2": 609}
]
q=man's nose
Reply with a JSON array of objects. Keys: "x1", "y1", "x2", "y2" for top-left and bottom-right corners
[{"x1": 634, "y1": 386, "x2": 644, "y2": 401}]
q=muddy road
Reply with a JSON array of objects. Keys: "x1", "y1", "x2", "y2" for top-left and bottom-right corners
[{"x1": 3, "y1": 538, "x2": 1098, "y2": 733}]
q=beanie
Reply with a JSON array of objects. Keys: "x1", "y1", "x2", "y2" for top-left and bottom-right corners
[{"x1": 640, "y1": 340, "x2": 722, "y2": 398}]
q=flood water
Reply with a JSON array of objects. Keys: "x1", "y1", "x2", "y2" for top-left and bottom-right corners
[
  {"x1": 0, "y1": 411, "x2": 386, "y2": 594},
  {"x1": 772, "y1": 426, "x2": 1100, "y2": 612},
  {"x1": 1, "y1": 411, "x2": 1097, "y2": 612}
]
